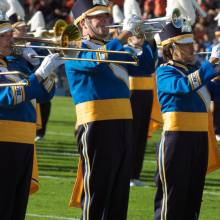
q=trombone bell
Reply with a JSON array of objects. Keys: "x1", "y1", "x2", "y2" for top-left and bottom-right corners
[{"x1": 13, "y1": 24, "x2": 139, "y2": 65}]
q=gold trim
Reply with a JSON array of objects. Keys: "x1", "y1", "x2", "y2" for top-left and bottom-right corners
[
  {"x1": 0, "y1": 58, "x2": 7, "y2": 67},
  {"x1": 196, "y1": 70, "x2": 202, "y2": 85},
  {"x1": 161, "y1": 34, "x2": 193, "y2": 46},
  {"x1": 0, "y1": 120, "x2": 36, "y2": 144},
  {"x1": 188, "y1": 73, "x2": 194, "y2": 90},
  {"x1": 0, "y1": 23, "x2": 12, "y2": 32},
  {"x1": 74, "y1": 6, "x2": 111, "y2": 25},
  {"x1": 101, "y1": 44, "x2": 108, "y2": 60},
  {"x1": 96, "y1": 51, "x2": 100, "y2": 60},
  {"x1": 76, "y1": 99, "x2": 132, "y2": 125},
  {"x1": 167, "y1": 60, "x2": 188, "y2": 71},
  {"x1": 162, "y1": 112, "x2": 208, "y2": 131},
  {"x1": 12, "y1": 86, "x2": 16, "y2": 105},
  {"x1": 129, "y1": 76, "x2": 154, "y2": 90}
]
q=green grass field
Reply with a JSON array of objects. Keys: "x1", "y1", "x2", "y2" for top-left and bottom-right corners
[{"x1": 26, "y1": 97, "x2": 220, "y2": 220}]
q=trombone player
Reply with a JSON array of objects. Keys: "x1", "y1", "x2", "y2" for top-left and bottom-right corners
[
  {"x1": 0, "y1": 2, "x2": 64, "y2": 219},
  {"x1": 66, "y1": 0, "x2": 152, "y2": 219}
]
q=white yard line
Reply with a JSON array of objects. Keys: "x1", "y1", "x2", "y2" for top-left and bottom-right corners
[
  {"x1": 203, "y1": 190, "x2": 220, "y2": 196},
  {"x1": 143, "y1": 159, "x2": 156, "y2": 164},
  {"x1": 38, "y1": 152, "x2": 79, "y2": 157},
  {"x1": 26, "y1": 213, "x2": 79, "y2": 220},
  {"x1": 47, "y1": 131, "x2": 73, "y2": 137},
  {"x1": 39, "y1": 175, "x2": 73, "y2": 180}
]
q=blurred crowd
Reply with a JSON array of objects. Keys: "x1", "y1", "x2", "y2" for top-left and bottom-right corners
[{"x1": 19, "y1": 0, "x2": 220, "y2": 55}]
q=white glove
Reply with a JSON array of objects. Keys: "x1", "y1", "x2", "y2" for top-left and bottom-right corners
[
  {"x1": 122, "y1": 15, "x2": 141, "y2": 35},
  {"x1": 211, "y1": 44, "x2": 220, "y2": 60},
  {"x1": 22, "y1": 48, "x2": 40, "y2": 66},
  {"x1": 35, "y1": 53, "x2": 64, "y2": 79}
]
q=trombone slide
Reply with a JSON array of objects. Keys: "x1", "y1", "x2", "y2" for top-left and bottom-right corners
[
  {"x1": 0, "y1": 71, "x2": 29, "y2": 87},
  {"x1": 13, "y1": 44, "x2": 133, "y2": 55},
  {"x1": 0, "y1": 81, "x2": 29, "y2": 87},
  {"x1": 33, "y1": 55, "x2": 138, "y2": 66}
]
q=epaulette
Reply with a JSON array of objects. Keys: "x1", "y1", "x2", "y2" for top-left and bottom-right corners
[
  {"x1": 167, "y1": 60, "x2": 188, "y2": 71},
  {"x1": 160, "y1": 60, "x2": 189, "y2": 71},
  {"x1": 160, "y1": 62, "x2": 169, "y2": 67},
  {"x1": 0, "y1": 58, "x2": 7, "y2": 68}
]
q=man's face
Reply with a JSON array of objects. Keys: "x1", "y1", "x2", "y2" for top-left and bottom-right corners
[
  {"x1": 0, "y1": 31, "x2": 13, "y2": 56},
  {"x1": 172, "y1": 43, "x2": 196, "y2": 65},
  {"x1": 83, "y1": 13, "x2": 112, "y2": 39}
]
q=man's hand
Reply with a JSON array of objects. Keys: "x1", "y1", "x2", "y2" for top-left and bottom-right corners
[
  {"x1": 22, "y1": 48, "x2": 40, "y2": 66},
  {"x1": 209, "y1": 44, "x2": 220, "y2": 64},
  {"x1": 35, "y1": 53, "x2": 64, "y2": 80},
  {"x1": 122, "y1": 15, "x2": 141, "y2": 35}
]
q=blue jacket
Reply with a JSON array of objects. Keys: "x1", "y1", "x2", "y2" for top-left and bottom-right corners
[
  {"x1": 65, "y1": 38, "x2": 150, "y2": 125},
  {"x1": 0, "y1": 56, "x2": 55, "y2": 144},
  {"x1": 125, "y1": 42, "x2": 158, "y2": 90},
  {"x1": 156, "y1": 60, "x2": 220, "y2": 131}
]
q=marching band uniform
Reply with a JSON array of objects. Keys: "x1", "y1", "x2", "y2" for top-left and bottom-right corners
[
  {"x1": 8, "y1": 3, "x2": 52, "y2": 141},
  {"x1": 67, "y1": 0, "x2": 148, "y2": 219},
  {"x1": 125, "y1": 40, "x2": 158, "y2": 186},
  {"x1": 0, "y1": 7, "x2": 63, "y2": 218},
  {"x1": 154, "y1": 22, "x2": 220, "y2": 220},
  {"x1": 67, "y1": 38, "x2": 133, "y2": 220}
]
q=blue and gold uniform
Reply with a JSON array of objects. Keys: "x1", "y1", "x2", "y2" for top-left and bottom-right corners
[
  {"x1": 0, "y1": 54, "x2": 55, "y2": 220},
  {"x1": 153, "y1": 20, "x2": 220, "y2": 220},
  {"x1": 155, "y1": 59, "x2": 220, "y2": 220},
  {"x1": 66, "y1": 37, "x2": 133, "y2": 220},
  {"x1": 67, "y1": 1, "x2": 148, "y2": 219},
  {"x1": 125, "y1": 41, "x2": 158, "y2": 184},
  {"x1": 65, "y1": 38, "x2": 132, "y2": 122}
]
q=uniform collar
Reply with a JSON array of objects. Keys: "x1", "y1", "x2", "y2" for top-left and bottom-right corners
[
  {"x1": 167, "y1": 60, "x2": 189, "y2": 72},
  {"x1": 83, "y1": 35, "x2": 106, "y2": 45}
]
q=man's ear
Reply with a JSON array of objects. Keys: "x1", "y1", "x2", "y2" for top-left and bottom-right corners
[
  {"x1": 79, "y1": 19, "x2": 85, "y2": 29},
  {"x1": 79, "y1": 19, "x2": 87, "y2": 29}
]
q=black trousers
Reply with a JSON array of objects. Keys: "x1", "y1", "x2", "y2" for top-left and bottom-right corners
[
  {"x1": 154, "y1": 131, "x2": 208, "y2": 220},
  {"x1": 0, "y1": 142, "x2": 34, "y2": 220},
  {"x1": 37, "y1": 101, "x2": 51, "y2": 137},
  {"x1": 76, "y1": 120, "x2": 132, "y2": 220},
  {"x1": 130, "y1": 90, "x2": 153, "y2": 179}
]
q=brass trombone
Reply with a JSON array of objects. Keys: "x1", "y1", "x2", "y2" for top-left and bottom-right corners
[
  {"x1": 0, "y1": 71, "x2": 29, "y2": 87},
  {"x1": 0, "y1": 81, "x2": 29, "y2": 87},
  {"x1": 25, "y1": 19, "x2": 68, "y2": 39},
  {"x1": 13, "y1": 24, "x2": 139, "y2": 65}
]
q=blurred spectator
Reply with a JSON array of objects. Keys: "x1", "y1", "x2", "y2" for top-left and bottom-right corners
[
  {"x1": 142, "y1": 0, "x2": 154, "y2": 19},
  {"x1": 17, "y1": 0, "x2": 220, "y2": 98},
  {"x1": 154, "y1": 0, "x2": 166, "y2": 17}
]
